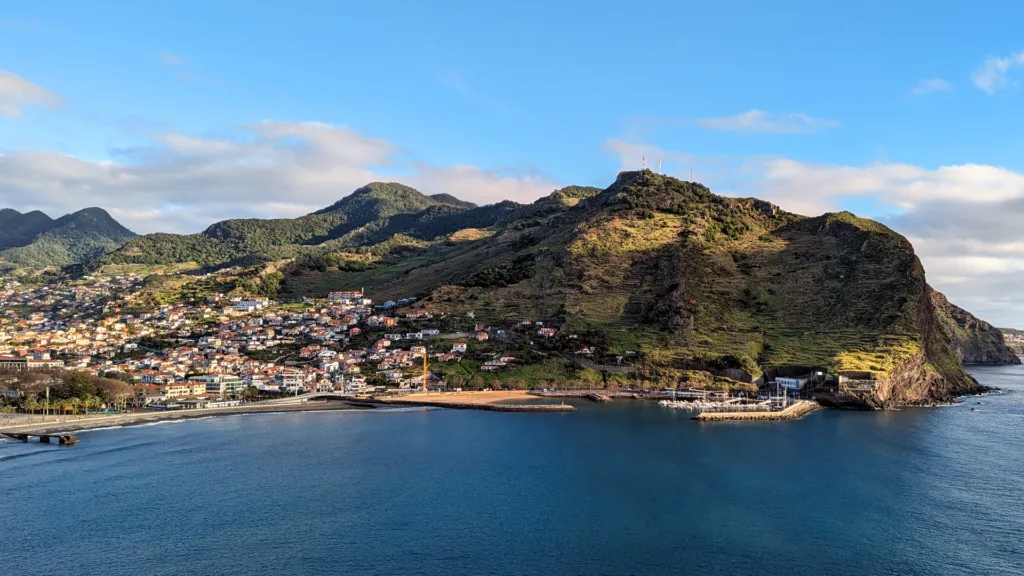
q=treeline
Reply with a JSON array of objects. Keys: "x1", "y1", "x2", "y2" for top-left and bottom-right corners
[
  {"x1": 462, "y1": 254, "x2": 536, "y2": 288},
  {"x1": 0, "y1": 370, "x2": 135, "y2": 414}
]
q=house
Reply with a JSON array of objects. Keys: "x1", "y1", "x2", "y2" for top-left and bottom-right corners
[
  {"x1": 189, "y1": 374, "x2": 247, "y2": 397},
  {"x1": 475, "y1": 331, "x2": 489, "y2": 342},
  {"x1": 537, "y1": 328, "x2": 557, "y2": 338},
  {"x1": 275, "y1": 370, "x2": 304, "y2": 390},
  {"x1": 162, "y1": 382, "x2": 207, "y2": 398},
  {"x1": 329, "y1": 290, "x2": 363, "y2": 300},
  {"x1": 451, "y1": 342, "x2": 467, "y2": 353},
  {"x1": 777, "y1": 377, "x2": 809, "y2": 390}
]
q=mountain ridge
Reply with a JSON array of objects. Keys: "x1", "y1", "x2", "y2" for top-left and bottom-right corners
[
  {"x1": 5, "y1": 172, "x2": 1015, "y2": 407},
  {"x1": 0, "y1": 207, "x2": 137, "y2": 268}
]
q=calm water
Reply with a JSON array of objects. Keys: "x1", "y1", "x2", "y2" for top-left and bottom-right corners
[{"x1": 2, "y1": 367, "x2": 1023, "y2": 576}]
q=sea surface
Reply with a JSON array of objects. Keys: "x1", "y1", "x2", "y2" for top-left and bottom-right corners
[{"x1": 2, "y1": 367, "x2": 1023, "y2": 576}]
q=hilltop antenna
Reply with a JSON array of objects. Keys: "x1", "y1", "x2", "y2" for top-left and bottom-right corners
[
  {"x1": 690, "y1": 168, "x2": 693, "y2": 181},
  {"x1": 659, "y1": 160, "x2": 663, "y2": 175},
  {"x1": 642, "y1": 155, "x2": 646, "y2": 170}
]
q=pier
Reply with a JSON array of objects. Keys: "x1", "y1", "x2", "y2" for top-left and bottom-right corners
[
  {"x1": 1, "y1": 432, "x2": 79, "y2": 445},
  {"x1": 529, "y1": 390, "x2": 616, "y2": 403},
  {"x1": 693, "y1": 400, "x2": 820, "y2": 421}
]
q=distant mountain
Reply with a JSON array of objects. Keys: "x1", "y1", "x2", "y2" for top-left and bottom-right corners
[
  {"x1": 0, "y1": 207, "x2": 136, "y2": 268},
  {"x1": 100, "y1": 182, "x2": 520, "y2": 269},
  {"x1": 930, "y1": 290, "x2": 1021, "y2": 365},
  {"x1": 0, "y1": 208, "x2": 55, "y2": 250}
]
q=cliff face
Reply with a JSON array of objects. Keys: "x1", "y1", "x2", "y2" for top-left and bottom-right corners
[{"x1": 930, "y1": 289, "x2": 1021, "y2": 365}]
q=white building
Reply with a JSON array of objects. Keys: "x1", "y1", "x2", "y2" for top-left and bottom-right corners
[
  {"x1": 777, "y1": 377, "x2": 808, "y2": 390},
  {"x1": 189, "y1": 374, "x2": 247, "y2": 397}
]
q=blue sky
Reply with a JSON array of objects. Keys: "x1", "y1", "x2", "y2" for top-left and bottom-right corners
[{"x1": 4, "y1": 0, "x2": 1024, "y2": 324}]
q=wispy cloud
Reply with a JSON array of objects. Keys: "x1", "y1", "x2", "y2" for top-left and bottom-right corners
[
  {"x1": 436, "y1": 69, "x2": 508, "y2": 113},
  {"x1": 697, "y1": 110, "x2": 838, "y2": 134},
  {"x1": 971, "y1": 50, "x2": 1024, "y2": 93},
  {"x1": 160, "y1": 52, "x2": 209, "y2": 85},
  {"x1": 0, "y1": 70, "x2": 63, "y2": 118},
  {"x1": 0, "y1": 122, "x2": 558, "y2": 233},
  {"x1": 909, "y1": 78, "x2": 952, "y2": 97}
]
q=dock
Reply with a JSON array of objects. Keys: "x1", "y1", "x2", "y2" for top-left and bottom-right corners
[
  {"x1": 693, "y1": 400, "x2": 820, "y2": 422},
  {"x1": 1, "y1": 432, "x2": 79, "y2": 445}
]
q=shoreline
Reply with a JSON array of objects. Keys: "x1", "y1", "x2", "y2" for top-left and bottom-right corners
[{"x1": 0, "y1": 402, "x2": 375, "y2": 436}]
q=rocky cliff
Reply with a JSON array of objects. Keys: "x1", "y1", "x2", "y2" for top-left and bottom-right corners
[{"x1": 930, "y1": 289, "x2": 1021, "y2": 365}]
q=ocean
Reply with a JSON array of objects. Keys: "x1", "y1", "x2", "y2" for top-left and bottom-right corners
[{"x1": 2, "y1": 366, "x2": 1022, "y2": 575}]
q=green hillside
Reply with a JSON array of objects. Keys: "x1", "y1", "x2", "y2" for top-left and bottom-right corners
[
  {"x1": 100, "y1": 182, "x2": 506, "y2": 270},
  {"x1": 275, "y1": 171, "x2": 993, "y2": 406},
  {"x1": 74, "y1": 170, "x2": 1014, "y2": 406},
  {"x1": 0, "y1": 207, "x2": 136, "y2": 268}
]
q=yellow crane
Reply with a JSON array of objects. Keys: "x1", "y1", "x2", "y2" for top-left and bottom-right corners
[{"x1": 422, "y1": 351, "x2": 429, "y2": 393}]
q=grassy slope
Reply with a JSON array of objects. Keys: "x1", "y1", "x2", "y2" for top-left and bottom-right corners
[{"x1": 309, "y1": 171, "x2": 975, "y2": 403}]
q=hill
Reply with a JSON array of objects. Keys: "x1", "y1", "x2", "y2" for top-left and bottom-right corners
[
  {"x1": 930, "y1": 290, "x2": 1021, "y2": 365},
  {"x1": 77, "y1": 170, "x2": 1015, "y2": 407},
  {"x1": 276, "y1": 171, "x2": 1001, "y2": 407},
  {"x1": 99, "y1": 182, "x2": 517, "y2": 270},
  {"x1": 0, "y1": 208, "x2": 136, "y2": 268}
]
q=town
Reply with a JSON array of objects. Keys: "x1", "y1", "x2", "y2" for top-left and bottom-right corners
[{"x1": 0, "y1": 274, "x2": 615, "y2": 413}]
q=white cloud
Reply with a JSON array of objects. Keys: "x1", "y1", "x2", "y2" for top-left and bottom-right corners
[
  {"x1": 0, "y1": 70, "x2": 62, "y2": 118},
  {"x1": 909, "y1": 78, "x2": 952, "y2": 97},
  {"x1": 605, "y1": 138, "x2": 1024, "y2": 326},
  {"x1": 0, "y1": 121, "x2": 558, "y2": 234},
  {"x1": 697, "y1": 110, "x2": 839, "y2": 134},
  {"x1": 971, "y1": 51, "x2": 1024, "y2": 93}
]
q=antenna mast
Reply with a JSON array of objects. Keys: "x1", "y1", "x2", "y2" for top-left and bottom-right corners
[
  {"x1": 659, "y1": 160, "x2": 662, "y2": 175},
  {"x1": 642, "y1": 155, "x2": 646, "y2": 170}
]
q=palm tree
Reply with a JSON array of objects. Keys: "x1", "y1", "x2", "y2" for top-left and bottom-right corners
[
  {"x1": 69, "y1": 397, "x2": 82, "y2": 415},
  {"x1": 24, "y1": 396, "x2": 38, "y2": 414},
  {"x1": 89, "y1": 396, "x2": 102, "y2": 413}
]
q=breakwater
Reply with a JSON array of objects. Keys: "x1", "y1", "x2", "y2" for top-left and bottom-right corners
[
  {"x1": 341, "y1": 398, "x2": 576, "y2": 412},
  {"x1": 529, "y1": 390, "x2": 636, "y2": 402},
  {"x1": 694, "y1": 400, "x2": 820, "y2": 421}
]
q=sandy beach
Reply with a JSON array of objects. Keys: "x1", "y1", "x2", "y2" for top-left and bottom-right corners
[{"x1": 401, "y1": 390, "x2": 535, "y2": 404}]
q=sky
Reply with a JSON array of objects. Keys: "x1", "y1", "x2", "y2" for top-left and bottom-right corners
[{"x1": 3, "y1": 0, "x2": 1024, "y2": 325}]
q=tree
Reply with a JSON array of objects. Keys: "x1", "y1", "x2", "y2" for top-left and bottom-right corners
[
  {"x1": 242, "y1": 387, "x2": 260, "y2": 401},
  {"x1": 69, "y1": 397, "x2": 82, "y2": 415},
  {"x1": 23, "y1": 396, "x2": 38, "y2": 414}
]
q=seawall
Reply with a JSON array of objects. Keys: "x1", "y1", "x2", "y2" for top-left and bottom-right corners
[
  {"x1": 694, "y1": 400, "x2": 820, "y2": 422},
  {"x1": 341, "y1": 398, "x2": 576, "y2": 412}
]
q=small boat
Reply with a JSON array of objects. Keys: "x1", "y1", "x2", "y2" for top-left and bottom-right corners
[{"x1": 971, "y1": 407, "x2": 977, "y2": 411}]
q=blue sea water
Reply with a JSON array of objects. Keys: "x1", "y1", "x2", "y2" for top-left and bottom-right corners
[{"x1": 2, "y1": 366, "x2": 1023, "y2": 576}]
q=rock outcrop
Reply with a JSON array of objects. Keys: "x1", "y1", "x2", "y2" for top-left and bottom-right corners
[{"x1": 930, "y1": 289, "x2": 1021, "y2": 365}]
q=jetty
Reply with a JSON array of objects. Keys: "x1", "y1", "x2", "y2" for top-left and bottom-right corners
[
  {"x1": 529, "y1": 390, "x2": 635, "y2": 402},
  {"x1": 693, "y1": 400, "x2": 820, "y2": 421},
  {"x1": 1, "y1": 432, "x2": 79, "y2": 445}
]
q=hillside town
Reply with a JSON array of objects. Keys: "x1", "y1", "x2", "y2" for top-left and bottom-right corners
[{"x1": 0, "y1": 275, "x2": 566, "y2": 411}]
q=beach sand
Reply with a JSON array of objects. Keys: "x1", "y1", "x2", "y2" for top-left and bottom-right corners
[{"x1": 402, "y1": 390, "x2": 534, "y2": 404}]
